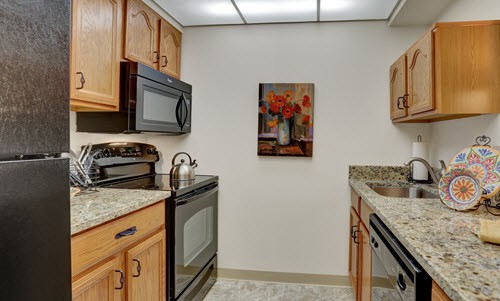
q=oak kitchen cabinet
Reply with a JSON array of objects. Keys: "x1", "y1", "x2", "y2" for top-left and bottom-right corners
[
  {"x1": 70, "y1": 0, "x2": 122, "y2": 111},
  {"x1": 71, "y1": 0, "x2": 182, "y2": 112},
  {"x1": 71, "y1": 202, "x2": 166, "y2": 301},
  {"x1": 349, "y1": 190, "x2": 373, "y2": 301},
  {"x1": 391, "y1": 20, "x2": 500, "y2": 123},
  {"x1": 125, "y1": 0, "x2": 182, "y2": 78}
]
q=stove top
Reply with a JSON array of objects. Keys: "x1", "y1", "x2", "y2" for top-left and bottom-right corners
[{"x1": 101, "y1": 174, "x2": 218, "y2": 195}]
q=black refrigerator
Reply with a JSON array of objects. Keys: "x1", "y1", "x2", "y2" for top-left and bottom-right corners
[{"x1": 0, "y1": 1, "x2": 72, "y2": 300}]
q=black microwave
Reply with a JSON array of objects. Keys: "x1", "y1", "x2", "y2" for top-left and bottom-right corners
[{"x1": 77, "y1": 62, "x2": 192, "y2": 134}]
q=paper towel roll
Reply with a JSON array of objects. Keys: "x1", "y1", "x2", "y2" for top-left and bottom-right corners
[{"x1": 412, "y1": 142, "x2": 430, "y2": 181}]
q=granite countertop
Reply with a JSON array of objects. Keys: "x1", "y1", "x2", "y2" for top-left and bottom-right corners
[
  {"x1": 71, "y1": 188, "x2": 170, "y2": 235},
  {"x1": 349, "y1": 178, "x2": 500, "y2": 301}
]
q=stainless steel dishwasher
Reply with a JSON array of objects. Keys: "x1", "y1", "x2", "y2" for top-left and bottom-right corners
[{"x1": 369, "y1": 214, "x2": 431, "y2": 301}]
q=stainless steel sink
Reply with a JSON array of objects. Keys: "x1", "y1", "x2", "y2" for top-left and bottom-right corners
[{"x1": 371, "y1": 186, "x2": 439, "y2": 199}]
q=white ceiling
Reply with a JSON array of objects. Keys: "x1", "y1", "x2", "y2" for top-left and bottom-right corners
[{"x1": 154, "y1": 0, "x2": 401, "y2": 26}]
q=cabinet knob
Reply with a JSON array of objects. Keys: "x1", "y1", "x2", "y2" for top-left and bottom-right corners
[{"x1": 153, "y1": 51, "x2": 159, "y2": 63}]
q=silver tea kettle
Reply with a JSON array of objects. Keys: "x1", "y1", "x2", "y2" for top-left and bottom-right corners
[{"x1": 170, "y1": 152, "x2": 198, "y2": 181}]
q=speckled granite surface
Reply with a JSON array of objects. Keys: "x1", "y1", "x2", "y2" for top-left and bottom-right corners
[
  {"x1": 349, "y1": 179, "x2": 500, "y2": 301},
  {"x1": 349, "y1": 165, "x2": 411, "y2": 181},
  {"x1": 71, "y1": 188, "x2": 170, "y2": 235}
]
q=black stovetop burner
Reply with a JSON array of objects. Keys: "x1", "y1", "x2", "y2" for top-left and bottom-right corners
[{"x1": 101, "y1": 174, "x2": 217, "y2": 196}]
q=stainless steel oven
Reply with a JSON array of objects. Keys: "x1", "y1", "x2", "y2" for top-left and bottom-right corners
[
  {"x1": 369, "y1": 214, "x2": 431, "y2": 301},
  {"x1": 76, "y1": 62, "x2": 191, "y2": 134},
  {"x1": 168, "y1": 182, "x2": 218, "y2": 301}
]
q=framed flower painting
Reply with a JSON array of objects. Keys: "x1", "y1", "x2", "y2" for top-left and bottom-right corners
[{"x1": 258, "y1": 83, "x2": 314, "y2": 157}]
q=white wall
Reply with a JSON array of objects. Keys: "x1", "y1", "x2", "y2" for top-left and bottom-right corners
[
  {"x1": 71, "y1": 21, "x2": 428, "y2": 276},
  {"x1": 429, "y1": 0, "x2": 500, "y2": 163},
  {"x1": 437, "y1": 0, "x2": 500, "y2": 22}
]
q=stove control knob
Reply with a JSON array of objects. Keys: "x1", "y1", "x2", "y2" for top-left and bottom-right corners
[
  {"x1": 147, "y1": 148, "x2": 157, "y2": 155},
  {"x1": 103, "y1": 148, "x2": 111, "y2": 158}
]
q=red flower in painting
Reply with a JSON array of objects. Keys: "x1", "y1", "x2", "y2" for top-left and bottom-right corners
[
  {"x1": 260, "y1": 105, "x2": 267, "y2": 114},
  {"x1": 274, "y1": 95, "x2": 286, "y2": 107},
  {"x1": 269, "y1": 102, "x2": 280, "y2": 114},
  {"x1": 282, "y1": 105, "x2": 294, "y2": 119},
  {"x1": 302, "y1": 115, "x2": 311, "y2": 124},
  {"x1": 294, "y1": 103, "x2": 302, "y2": 114},
  {"x1": 302, "y1": 95, "x2": 311, "y2": 108}
]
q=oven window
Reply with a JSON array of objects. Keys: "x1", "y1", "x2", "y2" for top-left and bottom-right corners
[
  {"x1": 184, "y1": 206, "x2": 214, "y2": 267},
  {"x1": 143, "y1": 89, "x2": 179, "y2": 123}
]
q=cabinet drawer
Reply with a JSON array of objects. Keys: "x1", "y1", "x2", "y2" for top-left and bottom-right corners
[
  {"x1": 71, "y1": 201, "x2": 165, "y2": 276},
  {"x1": 360, "y1": 198, "x2": 373, "y2": 227},
  {"x1": 351, "y1": 190, "x2": 360, "y2": 214}
]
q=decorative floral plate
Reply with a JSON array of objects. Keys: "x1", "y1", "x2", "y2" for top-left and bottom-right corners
[
  {"x1": 438, "y1": 168, "x2": 482, "y2": 211},
  {"x1": 448, "y1": 146, "x2": 500, "y2": 199}
]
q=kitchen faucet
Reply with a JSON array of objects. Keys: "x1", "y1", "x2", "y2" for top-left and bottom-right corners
[{"x1": 404, "y1": 157, "x2": 447, "y2": 184}]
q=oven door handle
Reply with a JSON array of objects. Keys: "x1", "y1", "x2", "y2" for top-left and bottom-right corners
[{"x1": 176, "y1": 183, "x2": 218, "y2": 206}]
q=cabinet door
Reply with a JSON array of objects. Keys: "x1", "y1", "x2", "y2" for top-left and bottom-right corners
[
  {"x1": 125, "y1": 0, "x2": 159, "y2": 68},
  {"x1": 72, "y1": 257, "x2": 123, "y2": 301},
  {"x1": 359, "y1": 222, "x2": 371, "y2": 301},
  {"x1": 70, "y1": 0, "x2": 121, "y2": 111},
  {"x1": 159, "y1": 19, "x2": 182, "y2": 79},
  {"x1": 408, "y1": 32, "x2": 434, "y2": 115},
  {"x1": 126, "y1": 230, "x2": 166, "y2": 301},
  {"x1": 349, "y1": 207, "x2": 360, "y2": 300},
  {"x1": 390, "y1": 54, "x2": 408, "y2": 120}
]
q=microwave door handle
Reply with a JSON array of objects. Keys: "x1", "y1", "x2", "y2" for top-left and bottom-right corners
[
  {"x1": 175, "y1": 95, "x2": 183, "y2": 127},
  {"x1": 181, "y1": 93, "x2": 188, "y2": 128}
]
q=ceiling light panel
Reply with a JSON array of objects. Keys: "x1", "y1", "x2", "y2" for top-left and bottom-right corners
[
  {"x1": 320, "y1": 0, "x2": 399, "y2": 21},
  {"x1": 154, "y1": 0, "x2": 244, "y2": 26},
  {"x1": 234, "y1": 0, "x2": 317, "y2": 23}
]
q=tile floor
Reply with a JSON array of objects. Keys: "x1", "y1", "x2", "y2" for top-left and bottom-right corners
[{"x1": 203, "y1": 279, "x2": 355, "y2": 301}]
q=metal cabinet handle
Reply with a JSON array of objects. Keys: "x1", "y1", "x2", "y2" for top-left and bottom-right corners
[
  {"x1": 76, "y1": 72, "x2": 85, "y2": 89},
  {"x1": 115, "y1": 226, "x2": 137, "y2": 239},
  {"x1": 115, "y1": 270, "x2": 125, "y2": 290},
  {"x1": 132, "y1": 259, "x2": 142, "y2": 277},
  {"x1": 153, "y1": 51, "x2": 159, "y2": 63},
  {"x1": 397, "y1": 94, "x2": 410, "y2": 109},
  {"x1": 353, "y1": 230, "x2": 361, "y2": 244},
  {"x1": 350, "y1": 225, "x2": 357, "y2": 238},
  {"x1": 161, "y1": 55, "x2": 168, "y2": 67}
]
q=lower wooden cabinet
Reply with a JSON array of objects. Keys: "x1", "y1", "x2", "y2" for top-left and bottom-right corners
[
  {"x1": 432, "y1": 281, "x2": 452, "y2": 301},
  {"x1": 359, "y1": 222, "x2": 371, "y2": 301},
  {"x1": 348, "y1": 206, "x2": 360, "y2": 299},
  {"x1": 72, "y1": 202, "x2": 166, "y2": 301},
  {"x1": 349, "y1": 190, "x2": 371, "y2": 301},
  {"x1": 72, "y1": 257, "x2": 122, "y2": 301},
  {"x1": 126, "y1": 231, "x2": 166, "y2": 301}
]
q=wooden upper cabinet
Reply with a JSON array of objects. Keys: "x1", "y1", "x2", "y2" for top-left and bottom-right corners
[
  {"x1": 391, "y1": 20, "x2": 500, "y2": 123},
  {"x1": 125, "y1": 0, "x2": 160, "y2": 68},
  {"x1": 159, "y1": 19, "x2": 182, "y2": 79},
  {"x1": 408, "y1": 32, "x2": 434, "y2": 115},
  {"x1": 349, "y1": 207, "x2": 360, "y2": 300},
  {"x1": 72, "y1": 257, "x2": 122, "y2": 301},
  {"x1": 70, "y1": 0, "x2": 121, "y2": 111},
  {"x1": 126, "y1": 230, "x2": 166, "y2": 301},
  {"x1": 390, "y1": 54, "x2": 408, "y2": 120}
]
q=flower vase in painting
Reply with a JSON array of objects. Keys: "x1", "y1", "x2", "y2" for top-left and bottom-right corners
[{"x1": 258, "y1": 83, "x2": 314, "y2": 157}]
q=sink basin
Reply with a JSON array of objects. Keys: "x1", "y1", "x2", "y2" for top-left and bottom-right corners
[{"x1": 371, "y1": 186, "x2": 439, "y2": 199}]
